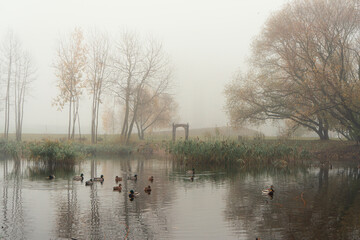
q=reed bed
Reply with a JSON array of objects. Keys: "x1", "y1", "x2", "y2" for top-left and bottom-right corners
[
  {"x1": 166, "y1": 139, "x2": 311, "y2": 166},
  {"x1": 28, "y1": 141, "x2": 84, "y2": 165},
  {"x1": 0, "y1": 140, "x2": 27, "y2": 159},
  {"x1": 0, "y1": 139, "x2": 134, "y2": 163}
]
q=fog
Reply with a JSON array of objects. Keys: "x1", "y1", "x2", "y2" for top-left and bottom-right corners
[{"x1": 0, "y1": 0, "x2": 288, "y2": 134}]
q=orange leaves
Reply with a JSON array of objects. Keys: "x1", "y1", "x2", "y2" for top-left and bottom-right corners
[{"x1": 53, "y1": 28, "x2": 87, "y2": 109}]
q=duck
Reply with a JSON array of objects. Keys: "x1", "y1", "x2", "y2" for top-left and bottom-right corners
[
  {"x1": 148, "y1": 176, "x2": 154, "y2": 182},
  {"x1": 85, "y1": 179, "x2": 93, "y2": 186},
  {"x1": 115, "y1": 176, "x2": 122, "y2": 182},
  {"x1": 46, "y1": 175, "x2": 55, "y2": 180},
  {"x1": 262, "y1": 185, "x2": 275, "y2": 196},
  {"x1": 113, "y1": 184, "x2": 122, "y2": 191},
  {"x1": 128, "y1": 190, "x2": 140, "y2": 198},
  {"x1": 144, "y1": 185, "x2": 152, "y2": 193},
  {"x1": 73, "y1": 173, "x2": 84, "y2": 181},
  {"x1": 128, "y1": 174, "x2": 138, "y2": 180},
  {"x1": 93, "y1": 175, "x2": 104, "y2": 182},
  {"x1": 186, "y1": 168, "x2": 195, "y2": 175}
]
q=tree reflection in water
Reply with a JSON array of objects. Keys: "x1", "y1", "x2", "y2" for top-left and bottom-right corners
[
  {"x1": 224, "y1": 163, "x2": 360, "y2": 239},
  {"x1": 1, "y1": 156, "x2": 360, "y2": 239},
  {"x1": 1, "y1": 158, "x2": 25, "y2": 239}
]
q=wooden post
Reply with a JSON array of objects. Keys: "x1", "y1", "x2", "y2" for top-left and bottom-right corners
[{"x1": 185, "y1": 123, "x2": 189, "y2": 140}]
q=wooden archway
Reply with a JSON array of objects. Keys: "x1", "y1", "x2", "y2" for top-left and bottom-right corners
[{"x1": 172, "y1": 123, "x2": 189, "y2": 142}]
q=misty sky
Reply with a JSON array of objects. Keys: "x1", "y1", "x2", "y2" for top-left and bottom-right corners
[{"x1": 0, "y1": 0, "x2": 288, "y2": 134}]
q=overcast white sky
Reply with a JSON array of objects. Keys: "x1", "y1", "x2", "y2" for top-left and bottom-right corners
[{"x1": 0, "y1": 0, "x2": 288, "y2": 134}]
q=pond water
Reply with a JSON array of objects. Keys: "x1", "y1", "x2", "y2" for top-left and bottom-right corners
[{"x1": 0, "y1": 155, "x2": 360, "y2": 240}]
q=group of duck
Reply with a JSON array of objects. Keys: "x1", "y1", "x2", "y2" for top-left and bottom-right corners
[
  {"x1": 47, "y1": 168, "x2": 197, "y2": 199},
  {"x1": 67, "y1": 173, "x2": 154, "y2": 199}
]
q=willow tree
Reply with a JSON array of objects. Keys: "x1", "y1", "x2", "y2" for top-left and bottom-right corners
[
  {"x1": 86, "y1": 30, "x2": 110, "y2": 143},
  {"x1": 54, "y1": 28, "x2": 87, "y2": 140},
  {"x1": 226, "y1": 0, "x2": 360, "y2": 140},
  {"x1": 111, "y1": 31, "x2": 172, "y2": 143}
]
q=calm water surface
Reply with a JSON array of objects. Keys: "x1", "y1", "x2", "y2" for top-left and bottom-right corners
[{"x1": 0, "y1": 156, "x2": 360, "y2": 239}]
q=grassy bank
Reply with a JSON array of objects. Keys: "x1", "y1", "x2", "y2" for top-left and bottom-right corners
[{"x1": 0, "y1": 140, "x2": 134, "y2": 163}]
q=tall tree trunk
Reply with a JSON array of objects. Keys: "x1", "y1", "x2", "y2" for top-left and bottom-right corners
[
  {"x1": 95, "y1": 90, "x2": 101, "y2": 143},
  {"x1": 78, "y1": 108, "x2": 82, "y2": 142},
  {"x1": 136, "y1": 121, "x2": 141, "y2": 140},
  {"x1": 4, "y1": 57, "x2": 12, "y2": 140},
  {"x1": 91, "y1": 89, "x2": 96, "y2": 144},
  {"x1": 68, "y1": 96, "x2": 72, "y2": 140},
  {"x1": 121, "y1": 92, "x2": 130, "y2": 139},
  {"x1": 126, "y1": 103, "x2": 138, "y2": 144},
  {"x1": 19, "y1": 89, "x2": 25, "y2": 142}
]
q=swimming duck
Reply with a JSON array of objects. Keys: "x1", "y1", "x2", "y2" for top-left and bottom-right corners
[
  {"x1": 128, "y1": 174, "x2": 137, "y2": 180},
  {"x1": 262, "y1": 185, "x2": 275, "y2": 196},
  {"x1": 113, "y1": 184, "x2": 122, "y2": 191},
  {"x1": 93, "y1": 175, "x2": 104, "y2": 182},
  {"x1": 85, "y1": 179, "x2": 93, "y2": 186},
  {"x1": 186, "y1": 168, "x2": 195, "y2": 175},
  {"x1": 128, "y1": 190, "x2": 139, "y2": 198},
  {"x1": 148, "y1": 176, "x2": 154, "y2": 181},
  {"x1": 46, "y1": 175, "x2": 55, "y2": 180},
  {"x1": 73, "y1": 173, "x2": 84, "y2": 181},
  {"x1": 115, "y1": 176, "x2": 122, "y2": 182},
  {"x1": 144, "y1": 185, "x2": 152, "y2": 193}
]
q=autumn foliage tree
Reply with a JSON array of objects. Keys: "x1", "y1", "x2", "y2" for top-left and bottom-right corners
[
  {"x1": 54, "y1": 28, "x2": 87, "y2": 140},
  {"x1": 135, "y1": 90, "x2": 177, "y2": 140},
  {"x1": 225, "y1": 0, "x2": 360, "y2": 141},
  {"x1": 102, "y1": 100, "x2": 120, "y2": 135}
]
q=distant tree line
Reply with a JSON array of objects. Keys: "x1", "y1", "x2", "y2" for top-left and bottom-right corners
[
  {"x1": 225, "y1": 0, "x2": 360, "y2": 141},
  {"x1": 53, "y1": 28, "x2": 177, "y2": 144}
]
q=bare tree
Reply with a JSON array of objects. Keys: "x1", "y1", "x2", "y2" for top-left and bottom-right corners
[
  {"x1": 85, "y1": 29, "x2": 111, "y2": 144},
  {"x1": 111, "y1": 31, "x2": 173, "y2": 143},
  {"x1": 1, "y1": 31, "x2": 35, "y2": 141},
  {"x1": 1, "y1": 31, "x2": 20, "y2": 139},
  {"x1": 111, "y1": 31, "x2": 140, "y2": 142},
  {"x1": 14, "y1": 52, "x2": 35, "y2": 141},
  {"x1": 53, "y1": 28, "x2": 87, "y2": 140}
]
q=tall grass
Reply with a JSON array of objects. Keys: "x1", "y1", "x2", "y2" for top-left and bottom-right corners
[
  {"x1": 0, "y1": 140, "x2": 26, "y2": 160},
  {"x1": 28, "y1": 141, "x2": 84, "y2": 165},
  {"x1": 0, "y1": 139, "x2": 134, "y2": 162},
  {"x1": 166, "y1": 139, "x2": 311, "y2": 166}
]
